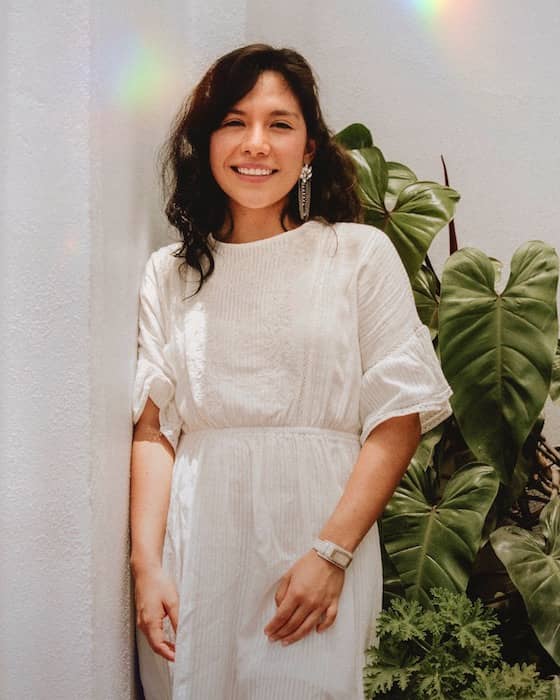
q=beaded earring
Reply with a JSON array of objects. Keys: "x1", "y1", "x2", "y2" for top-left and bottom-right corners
[{"x1": 298, "y1": 162, "x2": 312, "y2": 222}]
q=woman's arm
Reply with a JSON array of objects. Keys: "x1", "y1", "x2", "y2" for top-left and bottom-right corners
[
  {"x1": 129, "y1": 396, "x2": 175, "y2": 576},
  {"x1": 318, "y1": 411, "x2": 421, "y2": 552},
  {"x1": 263, "y1": 412, "x2": 420, "y2": 645},
  {"x1": 130, "y1": 397, "x2": 179, "y2": 662}
]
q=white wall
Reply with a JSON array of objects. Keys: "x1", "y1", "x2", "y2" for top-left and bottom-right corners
[
  {"x1": 1, "y1": 1, "x2": 94, "y2": 697},
  {"x1": 1, "y1": 1, "x2": 246, "y2": 698},
  {"x1": 246, "y1": 0, "x2": 560, "y2": 437}
]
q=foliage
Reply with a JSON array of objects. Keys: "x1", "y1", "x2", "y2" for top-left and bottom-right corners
[
  {"x1": 439, "y1": 244, "x2": 558, "y2": 484},
  {"x1": 491, "y1": 497, "x2": 560, "y2": 663},
  {"x1": 462, "y1": 664, "x2": 552, "y2": 700},
  {"x1": 363, "y1": 589, "x2": 554, "y2": 699},
  {"x1": 552, "y1": 341, "x2": 560, "y2": 403},
  {"x1": 335, "y1": 123, "x2": 460, "y2": 278},
  {"x1": 336, "y1": 122, "x2": 560, "y2": 675},
  {"x1": 382, "y1": 457, "x2": 499, "y2": 607}
]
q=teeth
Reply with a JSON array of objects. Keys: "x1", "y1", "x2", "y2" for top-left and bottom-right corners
[{"x1": 236, "y1": 167, "x2": 273, "y2": 176}]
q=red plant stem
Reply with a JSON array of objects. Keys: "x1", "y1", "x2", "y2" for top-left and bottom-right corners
[{"x1": 441, "y1": 154, "x2": 458, "y2": 255}]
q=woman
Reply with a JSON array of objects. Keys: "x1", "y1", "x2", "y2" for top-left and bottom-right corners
[{"x1": 130, "y1": 43, "x2": 452, "y2": 700}]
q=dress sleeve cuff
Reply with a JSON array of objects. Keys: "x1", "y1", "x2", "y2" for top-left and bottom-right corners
[
  {"x1": 359, "y1": 323, "x2": 453, "y2": 446},
  {"x1": 132, "y1": 358, "x2": 183, "y2": 453}
]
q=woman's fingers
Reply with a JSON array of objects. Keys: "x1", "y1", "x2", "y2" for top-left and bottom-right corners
[
  {"x1": 165, "y1": 595, "x2": 179, "y2": 634},
  {"x1": 133, "y1": 568, "x2": 180, "y2": 662},
  {"x1": 268, "y1": 603, "x2": 309, "y2": 639},
  {"x1": 144, "y1": 619, "x2": 176, "y2": 662},
  {"x1": 264, "y1": 593, "x2": 299, "y2": 638},
  {"x1": 264, "y1": 551, "x2": 344, "y2": 643},
  {"x1": 135, "y1": 584, "x2": 179, "y2": 661},
  {"x1": 316, "y1": 600, "x2": 338, "y2": 633},
  {"x1": 274, "y1": 574, "x2": 290, "y2": 608},
  {"x1": 267, "y1": 596, "x2": 338, "y2": 644},
  {"x1": 279, "y1": 607, "x2": 326, "y2": 645}
]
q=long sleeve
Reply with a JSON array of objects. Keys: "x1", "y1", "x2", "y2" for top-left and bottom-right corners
[
  {"x1": 132, "y1": 250, "x2": 183, "y2": 453},
  {"x1": 356, "y1": 228, "x2": 453, "y2": 446}
]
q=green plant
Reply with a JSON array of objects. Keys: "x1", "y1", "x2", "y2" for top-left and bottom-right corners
[
  {"x1": 491, "y1": 497, "x2": 560, "y2": 663},
  {"x1": 335, "y1": 123, "x2": 560, "y2": 675},
  {"x1": 382, "y1": 457, "x2": 499, "y2": 609},
  {"x1": 363, "y1": 588, "x2": 555, "y2": 699},
  {"x1": 335, "y1": 123, "x2": 459, "y2": 279}
]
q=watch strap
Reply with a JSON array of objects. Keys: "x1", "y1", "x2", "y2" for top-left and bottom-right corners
[{"x1": 312, "y1": 538, "x2": 353, "y2": 569}]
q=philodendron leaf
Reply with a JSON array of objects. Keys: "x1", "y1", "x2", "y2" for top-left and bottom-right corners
[
  {"x1": 382, "y1": 461, "x2": 499, "y2": 609},
  {"x1": 348, "y1": 146, "x2": 388, "y2": 217},
  {"x1": 334, "y1": 122, "x2": 373, "y2": 150},
  {"x1": 415, "y1": 423, "x2": 445, "y2": 472},
  {"x1": 439, "y1": 242, "x2": 559, "y2": 484},
  {"x1": 412, "y1": 266, "x2": 440, "y2": 339},
  {"x1": 384, "y1": 181, "x2": 460, "y2": 279},
  {"x1": 385, "y1": 161, "x2": 417, "y2": 212},
  {"x1": 500, "y1": 415, "x2": 545, "y2": 514},
  {"x1": 488, "y1": 256, "x2": 504, "y2": 286},
  {"x1": 381, "y1": 428, "x2": 444, "y2": 606},
  {"x1": 347, "y1": 146, "x2": 460, "y2": 279},
  {"x1": 490, "y1": 497, "x2": 560, "y2": 665},
  {"x1": 551, "y1": 340, "x2": 560, "y2": 403},
  {"x1": 381, "y1": 536, "x2": 406, "y2": 608}
]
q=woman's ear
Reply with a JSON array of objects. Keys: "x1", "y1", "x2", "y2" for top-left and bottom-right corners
[{"x1": 305, "y1": 138, "x2": 316, "y2": 163}]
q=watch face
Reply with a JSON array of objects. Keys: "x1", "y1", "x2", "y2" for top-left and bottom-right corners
[{"x1": 331, "y1": 549, "x2": 350, "y2": 566}]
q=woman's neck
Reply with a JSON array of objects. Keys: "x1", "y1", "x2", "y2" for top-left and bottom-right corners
[{"x1": 217, "y1": 209, "x2": 301, "y2": 244}]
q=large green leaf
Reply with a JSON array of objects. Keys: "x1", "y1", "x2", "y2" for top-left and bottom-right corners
[
  {"x1": 382, "y1": 460, "x2": 499, "y2": 609},
  {"x1": 346, "y1": 143, "x2": 460, "y2": 279},
  {"x1": 381, "y1": 428, "x2": 445, "y2": 605},
  {"x1": 415, "y1": 423, "x2": 445, "y2": 472},
  {"x1": 500, "y1": 415, "x2": 545, "y2": 513},
  {"x1": 385, "y1": 161, "x2": 418, "y2": 212},
  {"x1": 380, "y1": 534, "x2": 406, "y2": 608},
  {"x1": 349, "y1": 146, "x2": 387, "y2": 216},
  {"x1": 333, "y1": 122, "x2": 373, "y2": 150},
  {"x1": 439, "y1": 242, "x2": 559, "y2": 484},
  {"x1": 383, "y1": 181, "x2": 460, "y2": 278},
  {"x1": 490, "y1": 497, "x2": 560, "y2": 665},
  {"x1": 551, "y1": 340, "x2": 560, "y2": 403},
  {"x1": 412, "y1": 265, "x2": 440, "y2": 339}
]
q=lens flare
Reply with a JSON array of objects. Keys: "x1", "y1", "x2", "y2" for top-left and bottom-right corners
[
  {"x1": 403, "y1": 0, "x2": 479, "y2": 58},
  {"x1": 114, "y1": 36, "x2": 174, "y2": 109},
  {"x1": 411, "y1": 0, "x2": 447, "y2": 23}
]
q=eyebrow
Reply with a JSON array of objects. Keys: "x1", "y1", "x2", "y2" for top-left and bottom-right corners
[{"x1": 226, "y1": 108, "x2": 301, "y2": 120}]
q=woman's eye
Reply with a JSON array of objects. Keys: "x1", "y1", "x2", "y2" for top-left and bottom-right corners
[{"x1": 222, "y1": 121, "x2": 292, "y2": 129}]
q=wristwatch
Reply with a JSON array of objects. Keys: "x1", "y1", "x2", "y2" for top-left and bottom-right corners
[{"x1": 312, "y1": 538, "x2": 353, "y2": 570}]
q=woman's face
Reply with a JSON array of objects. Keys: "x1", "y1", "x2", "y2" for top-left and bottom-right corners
[{"x1": 209, "y1": 70, "x2": 315, "y2": 227}]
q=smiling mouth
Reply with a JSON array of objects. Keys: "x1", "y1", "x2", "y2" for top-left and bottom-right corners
[{"x1": 231, "y1": 166, "x2": 278, "y2": 177}]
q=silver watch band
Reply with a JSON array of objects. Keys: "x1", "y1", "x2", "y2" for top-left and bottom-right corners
[{"x1": 312, "y1": 538, "x2": 353, "y2": 569}]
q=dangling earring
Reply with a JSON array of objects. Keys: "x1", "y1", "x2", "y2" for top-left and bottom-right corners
[{"x1": 298, "y1": 162, "x2": 312, "y2": 222}]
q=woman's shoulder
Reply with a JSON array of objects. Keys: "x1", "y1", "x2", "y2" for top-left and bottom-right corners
[
  {"x1": 149, "y1": 241, "x2": 182, "y2": 268},
  {"x1": 146, "y1": 241, "x2": 184, "y2": 281},
  {"x1": 331, "y1": 221, "x2": 395, "y2": 260},
  {"x1": 141, "y1": 242, "x2": 185, "y2": 301}
]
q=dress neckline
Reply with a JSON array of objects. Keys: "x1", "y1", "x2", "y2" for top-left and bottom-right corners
[{"x1": 208, "y1": 219, "x2": 319, "y2": 251}]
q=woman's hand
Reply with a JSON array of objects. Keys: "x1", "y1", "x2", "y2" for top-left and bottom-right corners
[
  {"x1": 133, "y1": 565, "x2": 179, "y2": 662},
  {"x1": 263, "y1": 550, "x2": 345, "y2": 645}
]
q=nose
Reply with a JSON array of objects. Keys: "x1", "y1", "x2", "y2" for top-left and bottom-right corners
[{"x1": 241, "y1": 125, "x2": 270, "y2": 156}]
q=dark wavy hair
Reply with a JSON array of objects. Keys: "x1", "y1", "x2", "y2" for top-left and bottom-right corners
[{"x1": 158, "y1": 43, "x2": 363, "y2": 296}]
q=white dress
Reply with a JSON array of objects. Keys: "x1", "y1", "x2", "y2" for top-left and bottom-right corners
[{"x1": 132, "y1": 220, "x2": 453, "y2": 700}]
